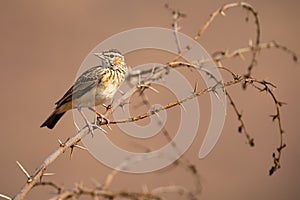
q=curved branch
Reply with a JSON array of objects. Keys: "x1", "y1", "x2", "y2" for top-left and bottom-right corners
[
  {"x1": 13, "y1": 131, "x2": 88, "y2": 200},
  {"x1": 173, "y1": 2, "x2": 261, "y2": 63}
]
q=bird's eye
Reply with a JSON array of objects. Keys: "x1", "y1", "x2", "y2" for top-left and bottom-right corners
[{"x1": 109, "y1": 54, "x2": 114, "y2": 58}]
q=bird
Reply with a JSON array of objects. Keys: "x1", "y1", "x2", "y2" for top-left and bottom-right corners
[{"x1": 41, "y1": 49, "x2": 128, "y2": 130}]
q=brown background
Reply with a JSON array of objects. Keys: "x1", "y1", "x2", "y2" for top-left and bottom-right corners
[{"x1": 0, "y1": 0, "x2": 299, "y2": 199}]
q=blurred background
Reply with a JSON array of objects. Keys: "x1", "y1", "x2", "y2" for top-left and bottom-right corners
[{"x1": 0, "y1": 0, "x2": 299, "y2": 199}]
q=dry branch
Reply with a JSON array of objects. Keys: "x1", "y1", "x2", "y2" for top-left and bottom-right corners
[{"x1": 8, "y1": 2, "x2": 297, "y2": 199}]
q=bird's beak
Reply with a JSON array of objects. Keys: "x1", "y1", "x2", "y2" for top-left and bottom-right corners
[{"x1": 94, "y1": 52, "x2": 105, "y2": 59}]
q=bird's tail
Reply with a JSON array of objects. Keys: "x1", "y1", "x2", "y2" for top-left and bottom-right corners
[{"x1": 40, "y1": 110, "x2": 65, "y2": 129}]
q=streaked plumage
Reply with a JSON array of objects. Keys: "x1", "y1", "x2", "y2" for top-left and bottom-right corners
[{"x1": 41, "y1": 49, "x2": 128, "y2": 129}]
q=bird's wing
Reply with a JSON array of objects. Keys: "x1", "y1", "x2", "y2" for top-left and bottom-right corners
[{"x1": 55, "y1": 66, "x2": 102, "y2": 107}]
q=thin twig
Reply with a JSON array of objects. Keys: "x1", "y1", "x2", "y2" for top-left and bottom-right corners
[
  {"x1": 13, "y1": 130, "x2": 89, "y2": 200},
  {"x1": 249, "y1": 80, "x2": 286, "y2": 175},
  {"x1": 226, "y1": 91, "x2": 255, "y2": 146},
  {"x1": 165, "y1": 3, "x2": 186, "y2": 54},
  {"x1": 212, "y1": 41, "x2": 298, "y2": 64},
  {"x1": 12, "y1": 2, "x2": 296, "y2": 199},
  {"x1": 173, "y1": 2, "x2": 261, "y2": 65}
]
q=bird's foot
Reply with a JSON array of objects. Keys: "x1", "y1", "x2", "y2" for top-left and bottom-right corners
[{"x1": 96, "y1": 114, "x2": 110, "y2": 125}]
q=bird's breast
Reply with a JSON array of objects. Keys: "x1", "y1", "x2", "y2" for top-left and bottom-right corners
[{"x1": 72, "y1": 68, "x2": 125, "y2": 108}]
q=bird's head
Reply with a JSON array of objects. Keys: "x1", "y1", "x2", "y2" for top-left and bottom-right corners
[{"x1": 94, "y1": 49, "x2": 125, "y2": 70}]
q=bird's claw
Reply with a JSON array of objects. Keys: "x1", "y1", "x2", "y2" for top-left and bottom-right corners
[{"x1": 96, "y1": 113, "x2": 110, "y2": 124}]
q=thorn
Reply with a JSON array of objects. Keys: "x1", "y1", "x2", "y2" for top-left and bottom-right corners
[
  {"x1": 238, "y1": 113, "x2": 242, "y2": 120},
  {"x1": 193, "y1": 80, "x2": 198, "y2": 93},
  {"x1": 249, "y1": 138, "x2": 255, "y2": 147},
  {"x1": 106, "y1": 124, "x2": 112, "y2": 131},
  {"x1": 248, "y1": 39, "x2": 253, "y2": 47},
  {"x1": 91, "y1": 178, "x2": 101, "y2": 188},
  {"x1": 234, "y1": 74, "x2": 241, "y2": 80},
  {"x1": 293, "y1": 55, "x2": 298, "y2": 63},
  {"x1": 277, "y1": 144, "x2": 286, "y2": 152},
  {"x1": 178, "y1": 102, "x2": 186, "y2": 112},
  {"x1": 238, "y1": 52, "x2": 245, "y2": 61},
  {"x1": 43, "y1": 172, "x2": 55, "y2": 176},
  {"x1": 70, "y1": 146, "x2": 75, "y2": 159},
  {"x1": 138, "y1": 72, "x2": 141, "y2": 86},
  {"x1": 98, "y1": 125, "x2": 108, "y2": 134},
  {"x1": 150, "y1": 106, "x2": 158, "y2": 116},
  {"x1": 102, "y1": 104, "x2": 112, "y2": 111},
  {"x1": 142, "y1": 185, "x2": 149, "y2": 193},
  {"x1": 58, "y1": 138, "x2": 69, "y2": 147},
  {"x1": 269, "y1": 166, "x2": 276, "y2": 176},
  {"x1": 151, "y1": 65, "x2": 157, "y2": 76},
  {"x1": 277, "y1": 101, "x2": 287, "y2": 107},
  {"x1": 153, "y1": 109, "x2": 161, "y2": 119},
  {"x1": 238, "y1": 125, "x2": 242, "y2": 133},
  {"x1": 74, "y1": 144, "x2": 88, "y2": 151},
  {"x1": 212, "y1": 89, "x2": 221, "y2": 102},
  {"x1": 148, "y1": 85, "x2": 159, "y2": 93},
  {"x1": 270, "y1": 114, "x2": 278, "y2": 121},
  {"x1": 119, "y1": 100, "x2": 129, "y2": 112},
  {"x1": 73, "y1": 120, "x2": 81, "y2": 132},
  {"x1": 16, "y1": 161, "x2": 31, "y2": 180},
  {"x1": 0, "y1": 193, "x2": 12, "y2": 200},
  {"x1": 58, "y1": 139, "x2": 64, "y2": 147},
  {"x1": 119, "y1": 89, "x2": 125, "y2": 95},
  {"x1": 139, "y1": 84, "x2": 159, "y2": 93},
  {"x1": 220, "y1": 10, "x2": 226, "y2": 16},
  {"x1": 245, "y1": 16, "x2": 249, "y2": 22}
]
